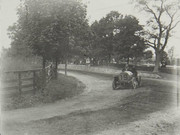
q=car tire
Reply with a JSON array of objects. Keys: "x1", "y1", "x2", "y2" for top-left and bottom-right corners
[
  {"x1": 138, "y1": 76, "x2": 141, "y2": 87},
  {"x1": 132, "y1": 78, "x2": 138, "y2": 89},
  {"x1": 112, "y1": 80, "x2": 117, "y2": 90}
]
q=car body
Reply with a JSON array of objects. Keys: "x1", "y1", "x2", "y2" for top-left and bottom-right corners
[{"x1": 112, "y1": 71, "x2": 141, "y2": 90}]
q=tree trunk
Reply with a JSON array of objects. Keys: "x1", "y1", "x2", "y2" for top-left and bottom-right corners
[
  {"x1": 42, "y1": 56, "x2": 46, "y2": 92},
  {"x1": 134, "y1": 58, "x2": 138, "y2": 66},
  {"x1": 65, "y1": 59, "x2": 67, "y2": 76},
  {"x1": 127, "y1": 57, "x2": 129, "y2": 64},
  {"x1": 108, "y1": 54, "x2": 111, "y2": 65},
  {"x1": 153, "y1": 51, "x2": 160, "y2": 73},
  {"x1": 42, "y1": 56, "x2": 46, "y2": 69},
  {"x1": 54, "y1": 57, "x2": 58, "y2": 79}
]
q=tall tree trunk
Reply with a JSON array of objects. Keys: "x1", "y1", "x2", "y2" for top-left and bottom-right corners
[
  {"x1": 54, "y1": 57, "x2": 58, "y2": 79},
  {"x1": 42, "y1": 56, "x2": 46, "y2": 69},
  {"x1": 134, "y1": 57, "x2": 138, "y2": 66},
  {"x1": 42, "y1": 56, "x2": 46, "y2": 92},
  {"x1": 65, "y1": 58, "x2": 67, "y2": 76},
  {"x1": 108, "y1": 54, "x2": 111, "y2": 65},
  {"x1": 42, "y1": 56, "x2": 46, "y2": 83},
  {"x1": 153, "y1": 50, "x2": 160, "y2": 73},
  {"x1": 127, "y1": 57, "x2": 129, "y2": 64}
]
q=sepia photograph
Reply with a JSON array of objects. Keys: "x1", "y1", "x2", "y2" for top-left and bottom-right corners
[{"x1": 0, "y1": 0, "x2": 180, "y2": 134}]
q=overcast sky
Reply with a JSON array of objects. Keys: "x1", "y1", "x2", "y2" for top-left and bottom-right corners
[{"x1": 0, "y1": 0, "x2": 180, "y2": 57}]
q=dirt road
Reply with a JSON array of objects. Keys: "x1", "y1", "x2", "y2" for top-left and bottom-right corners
[{"x1": 2, "y1": 71, "x2": 179, "y2": 135}]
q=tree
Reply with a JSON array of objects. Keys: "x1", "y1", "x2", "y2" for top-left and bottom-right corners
[
  {"x1": 8, "y1": 0, "x2": 88, "y2": 76},
  {"x1": 160, "y1": 51, "x2": 169, "y2": 67},
  {"x1": 134, "y1": 0, "x2": 180, "y2": 72},
  {"x1": 144, "y1": 50, "x2": 153, "y2": 60},
  {"x1": 90, "y1": 12, "x2": 146, "y2": 65},
  {"x1": 90, "y1": 21, "x2": 105, "y2": 64},
  {"x1": 7, "y1": 22, "x2": 40, "y2": 64},
  {"x1": 168, "y1": 46, "x2": 174, "y2": 65},
  {"x1": 113, "y1": 15, "x2": 146, "y2": 64},
  {"x1": 9, "y1": 0, "x2": 57, "y2": 68},
  {"x1": 91, "y1": 11, "x2": 123, "y2": 64}
]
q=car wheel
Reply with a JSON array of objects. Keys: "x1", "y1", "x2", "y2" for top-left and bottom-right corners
[
  {"x1": 112, "y1": 80, "x2": 117, "y2": 90},
  {"x1": 132, "y1": 78, "x2": 138, "y2": 89},
  {"x1": 138, "y1": 76, "x2": 141, "y2": 86}
]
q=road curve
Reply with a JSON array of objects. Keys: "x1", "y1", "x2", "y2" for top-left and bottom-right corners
[
  {"x1": 2, "y1": 71, "x2": 177, "y2": 135},
  {"x1": 2, "y1": 71, "x2": 141, "y2": 123}
]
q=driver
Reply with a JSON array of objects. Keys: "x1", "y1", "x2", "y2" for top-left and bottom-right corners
[
  {"x1": 122, "y1": 64, "x2": 138, "y2": 77},
  {"x1": 130, "y1": 65, "x2": 137, "y2": 77},
  {"x1": 122, "y1": 63, "x2": 129, "y2": 72},
  {"x1": 122, "y1": 64, "x2": 133, "y2": 76},
  {"x1": 129, "y1": 65, "x2": 139, "y2": 84}
]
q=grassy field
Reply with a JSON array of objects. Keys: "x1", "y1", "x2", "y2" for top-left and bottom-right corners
[{"x1": 2, "y1": 73, "x2": 85, "y2": 110}]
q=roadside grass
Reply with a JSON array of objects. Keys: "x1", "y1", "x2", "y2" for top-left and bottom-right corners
[{"x1": 2, "y1": 73, "x2": 85, "y2": 110}]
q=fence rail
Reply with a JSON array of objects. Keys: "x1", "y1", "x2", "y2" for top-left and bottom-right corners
[{"x1": 1, "y1": 65, "x2": 54, "y2": 95}]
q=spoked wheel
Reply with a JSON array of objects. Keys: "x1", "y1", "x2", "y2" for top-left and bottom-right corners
[{"x1": 112, "y1": 80, "x2": 117, "y2": 90}]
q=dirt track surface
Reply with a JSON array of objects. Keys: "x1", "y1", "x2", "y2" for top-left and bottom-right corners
[{"x1": 2, "y1": 71, "x2": 179, "y2": 135}]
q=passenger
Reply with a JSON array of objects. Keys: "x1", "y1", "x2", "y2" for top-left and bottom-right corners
[
  {"x1": 122, "y1": 64, "x2": 134, "y2": 76},
  {"x1": 122, "y1": 63, "x2": 129, "y2": 72},
  {"x1": 129, "y1": 65, "x2": 139, "y2": 83},
  {"x1": 130, "y1": 65, "x2": 137, "y2": 77}
]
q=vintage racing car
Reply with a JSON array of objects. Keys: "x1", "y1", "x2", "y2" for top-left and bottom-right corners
[{"x1": 112, "y1": 70, "x2": 141, "y2": 90}]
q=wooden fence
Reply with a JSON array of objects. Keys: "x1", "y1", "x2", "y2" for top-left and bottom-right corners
[{"x1": 1, "y1": 65, "x2": 54, "y2": 95}]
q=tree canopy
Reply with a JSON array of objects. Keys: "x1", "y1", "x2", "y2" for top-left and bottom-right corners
[
  {"x1": 8, "y1": 1, "x2": 156, "y2": 72},
  {"x1": 8, "y1": 0, "x2": 88, "y2": 69},
  {"x1": 90, "y1": 11, "x2": 146, "y2": 64}
]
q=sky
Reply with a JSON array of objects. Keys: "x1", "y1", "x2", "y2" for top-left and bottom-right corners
[{"x1": 0, "y1": 0, "x2": 180, "y2": 57}]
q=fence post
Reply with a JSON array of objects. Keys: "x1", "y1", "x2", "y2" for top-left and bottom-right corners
[
  {"x1": 33, "y1": 71, "x2": 36, "y2": 94},
  {"x1": 18, "y1": 72, "x2": 22, "y2": 95}
]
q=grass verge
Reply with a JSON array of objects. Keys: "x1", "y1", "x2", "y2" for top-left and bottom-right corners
[{"x1": 2, "y1": 73, "x2": 85, "y2": 111}]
